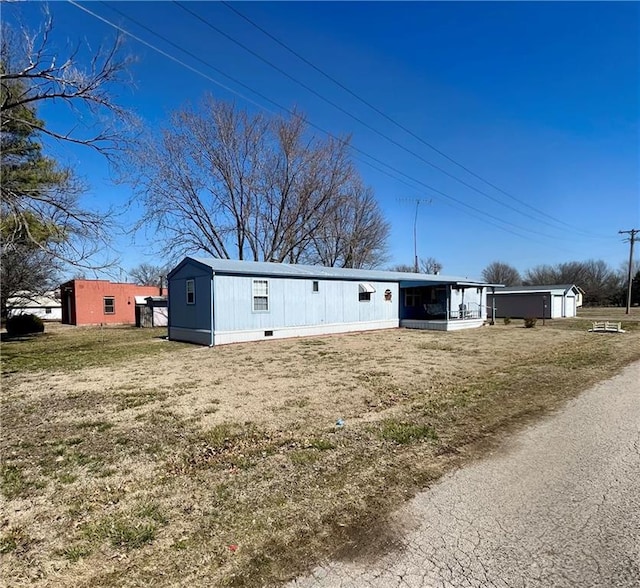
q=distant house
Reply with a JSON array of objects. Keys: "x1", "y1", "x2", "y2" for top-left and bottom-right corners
[
  {"x1": 167, "y1": 257, "x2": 495, "y2": 346},
  {"x1": 487, "y1": 284, "x2": 581, "y2": 319},
  {"x1": 60, "y1": 280, "x2": 166, "y2": 326},
  {"x1": 7, "y1": 291, "x2": 62, "y2": 321}
]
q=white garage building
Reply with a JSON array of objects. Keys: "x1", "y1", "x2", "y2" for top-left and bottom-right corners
[{"x1": 487, "y1": 284, "x2": 582, "y2": 319}]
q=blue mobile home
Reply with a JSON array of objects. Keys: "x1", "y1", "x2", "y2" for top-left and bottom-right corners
[{"x1": 167, "y1": 257, "x2": 494, "y2": 346}]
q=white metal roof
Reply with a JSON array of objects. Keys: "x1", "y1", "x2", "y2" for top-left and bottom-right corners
[
  {"x1": 181, "y1": 257, "x2": 491, "y2": 286},
  {"x1": 492, "y1": 284, "x2": 580, "y2": 295},
  {"x1": 7, "y1": 292, "x2": 61, "y2": 308}
]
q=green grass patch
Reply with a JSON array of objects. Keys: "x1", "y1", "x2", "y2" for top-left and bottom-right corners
[
  {"x1": 306, "y1": 438, "x2": 336, "y2": 451},
  {"x1": 0, "y1": 527, "x2": 31, "y2": 555},
  {"x1": 0, "y1": 464, "x2": 43, "y2": 499},
  {"x1": 61, "y1": 544, "x2": 93, "y2": 562},
  {"x1": 118, "y1": 390, "x2": 166, "y2": 410},
  {"x1": 135, "y1": 502, "x2": 169, "y2": 526},
  {"x1": 1, "y1": 326, "x2": 184, "y2": 375},
  {"x1": 84, "y1": 515, "x2": 157, "y2": 550},
  {"x1": 379, "y1": 420, "x2": 439, "y2": 445}
]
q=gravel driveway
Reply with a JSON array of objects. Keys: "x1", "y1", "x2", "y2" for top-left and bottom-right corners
[{"x1": 290, "y1": 360, "x2": 640, "y2": 587}]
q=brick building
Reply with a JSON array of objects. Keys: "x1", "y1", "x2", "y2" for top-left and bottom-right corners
[{"x1": 60, "y1": 280, "x2": 166, "y2": 326}]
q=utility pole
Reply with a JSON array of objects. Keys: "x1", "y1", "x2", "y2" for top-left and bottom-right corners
[
  {"x1": 619, "y1": 229, "x2": 638, "y2": 315},
  {"x1": 398, "y1": 198, "x2": 432, "y2": 272}
]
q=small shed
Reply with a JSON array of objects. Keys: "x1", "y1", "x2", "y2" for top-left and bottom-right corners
[
  {"x1": 135, "y1": 296, "x2": 168, "y2": 327},
  {"x1": 487, "y1": 284, "x2": 581, "y2": 319},
  {"x1": 167, "y1": 257, "x2": 494, "y2": 346}
]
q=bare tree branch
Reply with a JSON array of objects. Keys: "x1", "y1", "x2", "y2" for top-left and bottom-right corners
[
  {"x1": 127, "y1": 96, "x2": 389, "y2": 267},
  {"x1": 1, "y1": 8, "x2": 137, "y2": 155}
]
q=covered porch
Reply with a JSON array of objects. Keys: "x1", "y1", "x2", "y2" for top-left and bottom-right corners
[{"x1": 398, "y1": 280, "x2": 489, "y2": 332}]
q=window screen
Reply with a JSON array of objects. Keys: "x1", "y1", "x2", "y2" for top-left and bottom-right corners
[{"x1": 253, "y1": 279, "x2": 269, "y2": 311}]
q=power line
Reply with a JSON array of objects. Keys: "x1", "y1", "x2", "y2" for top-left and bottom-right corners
[
  {"x1": 175, "y1": 0, "x2": 580, "y2": 235},
  {"x1": 74, "y1": 1, "x2": 574, "y2": 245},
  {"x1": 357, "y1": 155, "x2": 561, "y2": 246},
  {"x1": 219, "y1": 0, "x2": 612, "y2": 241},
  {"x1": 95, "y1": 1, "x2": 576, "y2": 244}
]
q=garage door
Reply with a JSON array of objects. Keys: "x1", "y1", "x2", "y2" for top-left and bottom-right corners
[{"x1": 552, "y1": 295, "x2": 563, "y2": 318}]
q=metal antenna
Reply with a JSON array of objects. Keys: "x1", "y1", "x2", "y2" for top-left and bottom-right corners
[{"x1": 398, "y1": 198, "x2": 432, "y2": 272}]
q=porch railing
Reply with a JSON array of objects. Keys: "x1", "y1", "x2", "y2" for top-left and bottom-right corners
[{"x1": 448, "y1": 303, "x2": 482, "y2": 320}]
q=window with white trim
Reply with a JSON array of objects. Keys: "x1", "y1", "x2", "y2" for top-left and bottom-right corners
[
  {"x1": 104, "y1": 297, "x2": 115, "y2": 314},
  {"x1": 252, "y1": 279, "x2": 269, "y2": 312},
  {"x1": 186, "y1": 279, "x2": 195, "y2": 304}
]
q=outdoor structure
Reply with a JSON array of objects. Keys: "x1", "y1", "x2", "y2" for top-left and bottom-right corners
[
  {"x1": 168, "y1": 257, "x2": 495, "y2": 346},
  {"x1": 487, "y1": 284, "x2": 581, "y2": 320},
  {"x1": 6, "y1": 291, "x2": 62, "y2": 321},
  {"x1": 135, "y1": 296, "x2": 168, "y2": 327},
  {"x1": 60, "y1": 280, "x2": 166, "y2": 326}
]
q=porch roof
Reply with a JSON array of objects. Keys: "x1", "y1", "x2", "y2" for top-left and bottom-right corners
[{"x1": 399, "y1": 280, "x2": 494, "y2": 289}]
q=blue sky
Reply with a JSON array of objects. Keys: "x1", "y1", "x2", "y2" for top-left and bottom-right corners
[{"x1": 6, "y1": 1, "x2": 639, "y2": 280}]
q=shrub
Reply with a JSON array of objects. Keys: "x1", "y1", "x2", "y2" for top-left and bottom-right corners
[
  {"x1": 503, "y1": 317, "x2": 511, "y2": 325},
  {"x1": 524, "y1": 317, "x2": 537, "y2": 328},
  {"x1": 6, "y1": 314, "x2": 45, "y2": 337}
]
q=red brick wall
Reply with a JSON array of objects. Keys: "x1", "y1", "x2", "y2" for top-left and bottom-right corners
[{"x1": 61, "y1": 280, "x2": 166, "y2": 325}]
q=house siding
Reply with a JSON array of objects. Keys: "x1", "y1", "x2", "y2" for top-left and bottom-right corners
[
  {"x1": 167, "y1": 261, "x2": 213, "y2": 344},
  {"x1": 212, "y1": 275, "x2": 398, "y2": 342}
]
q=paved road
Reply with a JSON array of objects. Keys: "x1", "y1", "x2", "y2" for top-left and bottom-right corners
[{"x1": 290, "y1": 361, "x2": 640, "y2": 588}]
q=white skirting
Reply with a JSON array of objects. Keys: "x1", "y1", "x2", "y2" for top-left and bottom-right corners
[
  {"x1": 213, "y1": 319, "x2": 400, "y2": 346},
  {"x1": 169, "y1": 326, "x2": 212, "y2": 346},
  {"x1": 401, "y1": 318, "x2": 485, "y2": 332}
]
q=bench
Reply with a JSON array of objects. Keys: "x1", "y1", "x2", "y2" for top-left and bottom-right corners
[{"x1": 588, "y1": 321, "x2": 626, "y2": 333}]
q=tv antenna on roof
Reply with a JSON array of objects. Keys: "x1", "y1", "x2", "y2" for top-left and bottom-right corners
[{"x1": 398, "y1": 198, "x2": 432, "y2": 272}]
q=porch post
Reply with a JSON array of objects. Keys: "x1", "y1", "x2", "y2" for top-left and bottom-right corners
[
  {"x1": 447, "y1": 285, "x2": 451, "y2": 320},
  {"x1": 491, "y1": 287, "x2": 496, "y2": 324},
  {"x1": 461, "y1": 287, "x2": 465, "y2": 319}
]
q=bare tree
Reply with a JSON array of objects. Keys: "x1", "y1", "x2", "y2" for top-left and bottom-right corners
[
  {"x1": 420, "y1": 256, "x2": 443, "y2": 274},
  {"x1": 129, "y1": 96, "x2": 389, "y2": 267},
  {"x1": 308, "y1": 181, "x2": 389, "y2": 268},
  {"x1": 388, "y1": 263, "x2": 416, "y2": 273},
  {"x1": 524, "y1": 259, "x2": 621, "y2": 306},
  {"x1": 1, "y1": 7, "x2": 135, "y2": 154},
  {"x1": 1, "y1": 4, "x2": 135, "y2": 308},
  {"x1": 389, "y1": 257, "x2": 442, "y2": 274},
  {"x1": 482, "y1": 261, "x2": 522, "y2": 285},
  {"x1": 128, "y1": 263, "x2": 170, "y2": 287}
]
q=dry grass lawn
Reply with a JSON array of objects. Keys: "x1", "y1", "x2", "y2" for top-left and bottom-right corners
[{"x1": 2, "y1": 311, "x2": 639, "y2": 587}]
